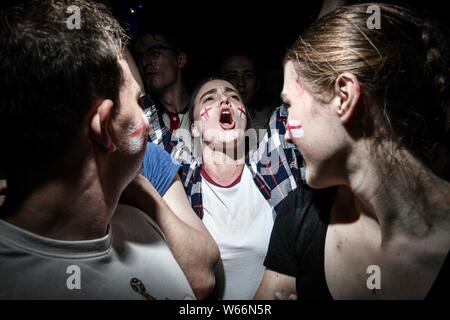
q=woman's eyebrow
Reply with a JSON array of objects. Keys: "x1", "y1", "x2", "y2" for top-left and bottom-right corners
[
  {"x1": 224, "y1": 87, "x2": 239, "y2": 95},
  {"x1": 199, "y1": 88, "x2": 218, "y2": 101}
]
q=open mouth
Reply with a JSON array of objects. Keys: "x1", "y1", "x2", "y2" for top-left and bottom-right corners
[{"x1": 219, "y1": 108, "x2": 235, "y2": 130}]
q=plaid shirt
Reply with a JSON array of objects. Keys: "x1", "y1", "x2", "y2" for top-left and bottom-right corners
[{"x1": 143, "y1": 96, "x2": 303, "y2": 219}]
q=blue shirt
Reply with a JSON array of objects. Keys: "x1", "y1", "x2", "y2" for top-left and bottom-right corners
[{"x1": 141, "y1": 142, "x2": 181, "y2": 196}]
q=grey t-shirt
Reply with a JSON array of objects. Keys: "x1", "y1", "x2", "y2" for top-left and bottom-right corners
[{"x1": 0, "y1": 204, "x2": 195, "y2": 300}]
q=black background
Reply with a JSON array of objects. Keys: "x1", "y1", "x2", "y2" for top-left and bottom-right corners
[
  {"x1": 107, "y1": 0, "x2": 448, "y2": 88},
  {"x1": 1, "y1": 0, "x2": 447, "y2": 92}
]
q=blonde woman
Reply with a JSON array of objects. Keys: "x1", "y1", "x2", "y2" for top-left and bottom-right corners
[{"x1": 258, "y1": 3, "x2": 450, "y2": 299}]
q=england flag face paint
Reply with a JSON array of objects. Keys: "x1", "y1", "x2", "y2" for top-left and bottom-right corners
[
  {"x1": 287, "y1": 119, "x2": 304, "y2": 138},
  {"x1": 237, "y1": 105, "x2": 246, "y2": 119},
  {"x1": 200, "y1": 105, "x2": 212, "y2": 120},
  {"x1": 127, "y1": 112, "x2": 148, "y2": 154}
]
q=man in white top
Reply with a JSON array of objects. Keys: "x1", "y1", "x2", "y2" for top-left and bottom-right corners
[{"x1": 0, "y1": 0, "x2": 193, "y2": 300}]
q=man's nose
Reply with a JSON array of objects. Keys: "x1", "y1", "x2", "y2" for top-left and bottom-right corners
[
  {"x1": 236, "y1": 74, "x2": 246, "y2": 88},
  {"x1": 146, "y1": 58, "x2": 157, "y2": 68},
  {"x1": 142, "y1": 54, "x2": 157, "y2": 67}
]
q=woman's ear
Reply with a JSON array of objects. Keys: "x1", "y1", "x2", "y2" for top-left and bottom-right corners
[
  {"x1": 334, "y1": 72, "x2": 362, "y2": 124},
  {"x1": 90, "y1": 99, "x2": 117, "y2": 152}
]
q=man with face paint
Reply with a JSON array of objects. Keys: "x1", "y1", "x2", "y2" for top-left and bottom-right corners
[
  {"x1": 143, "y1": 76, "x2": 303, "y2": 299},
  {"x1": 0, "y1": 0, "x2": 195, "y2": 299}
]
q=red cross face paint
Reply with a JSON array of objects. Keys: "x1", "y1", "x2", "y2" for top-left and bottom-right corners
[
  {"x1": 200, "y1": 105, "x2": 213, "y2": 120},
  {"x1": 127, "y1": 112, "x2": 149, "y2": 154},
  {"x1": 287, "y1": 119, "x2": 304, "y2": 138},
  {"x1": 194, "y1": 79, "x2": 248, "y2": 148},
  {"x1": 237, "y1": 105, "x2": 247, "y2": 119}
]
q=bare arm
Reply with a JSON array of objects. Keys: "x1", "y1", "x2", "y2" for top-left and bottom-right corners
[
  {"x1": 162, "y1": 175, "x2": 210, "y2": 235},
  {"x1": 121, "y1": 174, "x2": 220, "y2": 300},
  {"x1": 254, "y1": 268, "x2": 297, "y2": 300}
]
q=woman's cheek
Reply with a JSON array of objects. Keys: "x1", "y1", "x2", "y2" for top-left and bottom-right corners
[
  {"x1": 200, "y1": 105, "x2": 213, "y2": 121},
  {"x1": 287, "y1": 119, "x2": 304, "y2": 138}
]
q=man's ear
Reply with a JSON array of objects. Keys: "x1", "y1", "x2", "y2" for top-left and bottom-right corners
[
  {"x1": 178, "y1": 52, "x2": 187, "y2": 69},
  {"x1": 90, "y1": 99, "x2": 117, "y2": 152},
  {"x1": 334, "y1": 72, "x2": 361, "y2": 124}
]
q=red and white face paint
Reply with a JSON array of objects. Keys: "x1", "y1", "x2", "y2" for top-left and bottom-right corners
[
  {"x1": 127, "y1": 112, "x2": 149, "y2": 154},
  {"x1": 193, "y1": 79, "x2": 248, "y2": 149},
  {"x1": 237, "y1": 105, "x2": 247, "y2": 119},
  {"x1": 200, "y1": 105, "x2": 213, "y2": 120},
  {"x1": 287, "y1": 119, "x2": 304, "y2": 138}
]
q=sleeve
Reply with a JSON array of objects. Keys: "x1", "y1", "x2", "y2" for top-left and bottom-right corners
[
  {"x1": 263, "y1": 189, "x2": 299, "y2": 277},
  {"x1": 141, "y1": 141, "x2": 181, "y2": 196}
]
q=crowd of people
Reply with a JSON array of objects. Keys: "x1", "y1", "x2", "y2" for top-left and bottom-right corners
[{"x1": 0, "y1": 0, "x2": 448, "y2": 300}]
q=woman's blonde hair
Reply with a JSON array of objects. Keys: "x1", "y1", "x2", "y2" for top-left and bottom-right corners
[{"x1": 285, "y1": 3, "x2": 450, "y2": 179}]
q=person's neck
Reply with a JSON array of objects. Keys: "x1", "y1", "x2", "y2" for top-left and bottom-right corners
[
  {"x1": 159, "y1": 79, "x2": 189, "y2": 114},
  {"x1": 3, "y1": 162, "x2": 120, "y2": 241},
  {"x1": 202, "y1": 143, "x2": 245, "y2": 186},
  {"x1": 346, "y1": 146, "x2": 450, "y2": 244}
]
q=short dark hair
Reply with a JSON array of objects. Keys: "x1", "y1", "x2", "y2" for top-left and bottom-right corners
[
  {"x1": 0, "y1": 0, "x2": 127, "y2": 192},
  {"x1": 134, "y1": 31, "x2": 185, "y2": 55}
]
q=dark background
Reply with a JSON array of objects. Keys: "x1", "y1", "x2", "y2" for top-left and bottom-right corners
[
  {"x1": 1, "y1": 0, "x2": 448, "y2": 93},
  {"x1": 109, "y1": 0, "x2": 323, "y2": 92},
  {"x1": 107, "y1": 0, "x2": 448, "y2": 91}
]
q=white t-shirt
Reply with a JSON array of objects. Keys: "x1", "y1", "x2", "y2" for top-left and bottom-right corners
[
  {"x1": 0, "y1": 204, "x2": 195, "y2": 300},
  {"x1": 201, "y1": 166, "x2": 274, "y2": 300}
]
